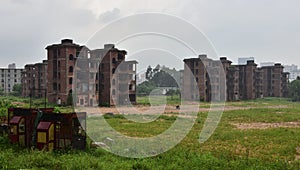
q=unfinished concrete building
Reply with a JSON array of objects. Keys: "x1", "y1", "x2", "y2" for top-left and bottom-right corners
[
  {"x1": 220, "y1": 57, "x2": 239, "y2": 101},
  {"x1": 184, "y1": 56, "x2": 289, "y2": 102},
  {"x1": 261, "y1": 63, "x2": 290, "y2": 97},
  {"x1": 237, "y1": 60, "x2": 262, "y2": 100},
  {"x1": 183, "y1": 55, "x2": 224, "y2": 102},
  {"x1": 22, "y1": 60, "x2": 48, "y2": 98},
  {"x1": 89, "y1": 44, "x2": 137, "y2": 106},
  {"x1": 46, "y1": 39, "x2": 84, "y2": 105},
  {"x1": 46, "y1": 39, "x2": 137, "y2": 106}
]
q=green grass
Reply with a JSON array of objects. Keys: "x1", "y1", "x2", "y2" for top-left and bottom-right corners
[
  {"x1": 2, "y1": 97, "x2": 300, "y2": 169},
  {"x1": 137, "y1": 95, "x2": 181, "y2": 105}
]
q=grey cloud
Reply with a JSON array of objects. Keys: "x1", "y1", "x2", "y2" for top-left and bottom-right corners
[
  {"x1": 1, "y1": 0, "x2": 300, "y2": 68},
  {"x1": 98, "y1": 8, "x2": 121, "y2": 23},
  {"x1": 0, "y1": 0, "x2": 98, "y2": 67}
]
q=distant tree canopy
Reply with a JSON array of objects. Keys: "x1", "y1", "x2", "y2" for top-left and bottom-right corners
[
  {"x1": 138, "y1": 65, "x2": 180, "y2": 95},
  {"x1": 11, "y1": 84, "x2": 22, "y2": 96},
  {"x1": 289, "y1": 76, "x2": 300, "y2": 101}
]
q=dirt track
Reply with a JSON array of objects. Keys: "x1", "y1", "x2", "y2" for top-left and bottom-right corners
[{"x1": 76, "y1": 104, "x2": 289, "y2": 116}]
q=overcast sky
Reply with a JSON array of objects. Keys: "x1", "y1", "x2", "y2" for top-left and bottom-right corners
[{"x1": 0, "y1": 0, "x2": 300, "y2": 69}]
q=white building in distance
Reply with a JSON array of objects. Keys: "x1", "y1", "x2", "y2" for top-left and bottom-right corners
[{"x1": 0, "y1": 64, "x2": 23, "y2": 94}]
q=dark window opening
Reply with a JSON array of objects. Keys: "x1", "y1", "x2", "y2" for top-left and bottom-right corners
[
  {"x1": 69, "y1": 54, "x2": 74, "y2": 60},
  {"x1": 118, "y1": 53, "x2": 123, "y2": 60},
  {"x1": 53, "y1": 83, "x2": 57, "y2": 91},
  {"x1": 69, "y1": 66, "x2": 74, "y2": 73},
  {"x1": 69, "y1": 77, "x2": 73, "y2": 84}
]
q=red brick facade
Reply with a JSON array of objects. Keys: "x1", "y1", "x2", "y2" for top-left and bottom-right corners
[
  {"x1": 22, "y1": 60, "x2": 48, "y2": 98},
  {"x1": 46, "y1": 40, "x2": 137, "y2": 106},
  {"x1": 183, "y1": 56, "x2": 289, "y2": 102}
]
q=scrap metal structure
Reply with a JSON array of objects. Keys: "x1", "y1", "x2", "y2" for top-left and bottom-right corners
[{"x1": 7, "y1": 108, "x2": 86, "y2": 151}]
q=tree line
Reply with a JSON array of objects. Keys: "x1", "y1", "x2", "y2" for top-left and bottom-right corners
[{"x1": 137, "y1": 65, "x2": 180, "y2": 95}]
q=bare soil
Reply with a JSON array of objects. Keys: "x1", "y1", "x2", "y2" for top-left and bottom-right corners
[{"x1": 232, "y1": 121, "x2": 300, "y2": 130}]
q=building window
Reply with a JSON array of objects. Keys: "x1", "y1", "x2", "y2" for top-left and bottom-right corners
[
  {"x1": 69, "y1": 89, "x2": 73, "y2": 94},
  {"x1": 112, "y1": 58, "x2": 116, "y2": 63},
  {"x1": 69, "y1": 66, "x2": 74, "y2": 73},
  {"x1": 100, "y1": 74, "x2": 104, "y2": 81},
  {"x1": 112, "y1": 79, "x2": 116, "y2": 85},
  {"x1": 118, "y1": 54, "x2": 123, "y2": 60},
  {"x1": 69, "y1": 77, "x2": 73, "y2": 85},
  {"x1": 53, "y1": 83, "x2": 57, "y2": 91},
  {"x1": 112, "y1": 89, "x2": 116, "y2": 95},
  {"x1": 112, "y1": 68, "x2": 115, "y2": 74},
  {"x1": 69, "y1": 54, "x2": 74, "y2": 60}
]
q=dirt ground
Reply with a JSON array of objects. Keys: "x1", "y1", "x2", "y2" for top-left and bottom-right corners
[
  {"x1": 231, "y1": 121, "x2": 300, "y2": 130},
  {"x1": 77, "y1": 104, "x2": 289, "y2": 116}
]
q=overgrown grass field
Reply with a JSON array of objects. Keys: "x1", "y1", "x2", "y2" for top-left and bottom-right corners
[{"x1": 1, "y1": 96, "x2": 300, "y2": 169}]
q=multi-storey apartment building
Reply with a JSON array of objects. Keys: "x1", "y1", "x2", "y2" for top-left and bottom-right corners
[
  {"x1": 46, "y1": 39, "x2": 83, "y2": 105},
  {"x1": 183, "y1": 55, "x2": 225, "y2": 102},
  {"x1": 0, "y1": 66, "x2": 23, "y2": 95},
  {"x1": 237, "y1": 60, "x2": 262, "y2": 100},
  {"x1": 46, "y1": 39, "x2": 137, "y2": 106},
  {"x1": 22, "y1": 60, "x2": 48, "y2": 98},
  {"x1": 220, "y1": 57, "x2": 239, "y2": 101},
  {"x1": 183, "y1": 56, "x2": 289, "y2": 102},
  {"x1": 261, "y1": 63, "x2": 289, "y2": 97},
  {"x1": 91, "y1": 45, "x2": 137, "y2": 106}
]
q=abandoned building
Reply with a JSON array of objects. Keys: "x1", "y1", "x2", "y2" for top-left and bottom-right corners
[
  {"x1": 75, "y1": 44, "x2": 137, "y2": 106},
  {"x1": 44, "y1": 39, "x2": 137, "y2": 106},
  {"x1": 183, "y1": 55, "x2": 289, "y2": 102},
  {"x1": 183, "y1": 55, "x2": 225, "y2": 102},
  {"x1": 22, "y1": 60, "x2": 48, "y2": 98}
]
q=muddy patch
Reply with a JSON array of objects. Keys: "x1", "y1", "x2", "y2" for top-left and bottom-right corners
[{"x1": 232, "y1": 121, "x2": 300, "y2": 130}]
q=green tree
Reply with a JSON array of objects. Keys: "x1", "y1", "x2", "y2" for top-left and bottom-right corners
[
  {"x1": 136, "y1": 81, "x2": 156, "y2": 95},
  {"x1": 153, "y1": 64, "x2": 160, "y2": 75},
  {"x1": 289, "y1": 76, "x2": 300, "y2": 101},
  {"x1": 12, "y1": 84, "x2": 22, "y2": 96},
  {"x1": 145, "y1": 65, "x2": 153, "y2": 81},
  {"x1": 151, "y1": 70, "x2": 178, "y2": 87}
]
